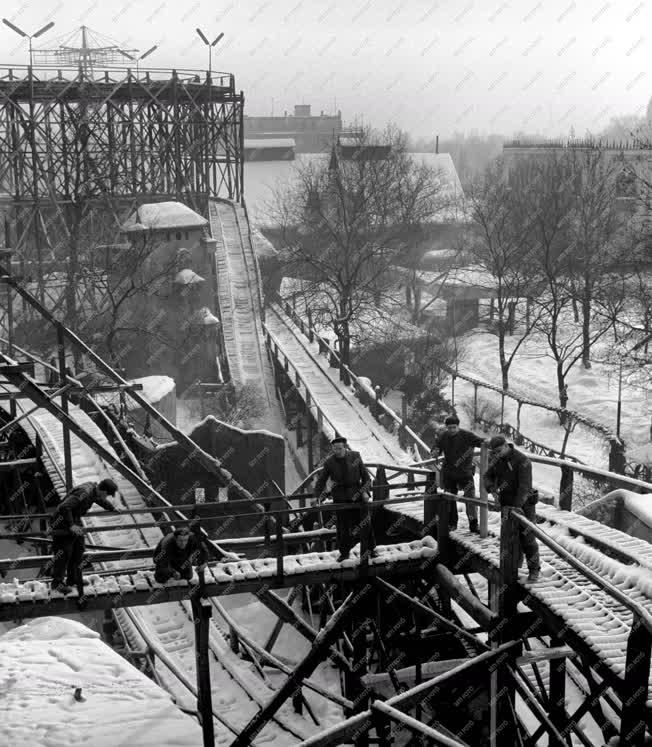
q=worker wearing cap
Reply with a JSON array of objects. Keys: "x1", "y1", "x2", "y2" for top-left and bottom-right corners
[
  {"x1": 48, "y1": 478, "x2": 118, "y2": 594},
  {"x1": 484, "y1": 435, "x2": 540, "y2": 583},
  {"x1": 432, "y1": 414, "x2": 485, "y2": 533},
  {"x1": 313, "y1": 436, "x2": 377, "y2": 562}
]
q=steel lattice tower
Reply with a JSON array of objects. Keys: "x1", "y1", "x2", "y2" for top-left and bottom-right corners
[{"x1": 0, "y1": 62, "x2": 244, "y2": 286}]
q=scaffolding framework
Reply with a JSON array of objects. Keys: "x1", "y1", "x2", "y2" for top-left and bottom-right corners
[{"x1": 0, "y1": 64, "x2": 244, "y2": 275}]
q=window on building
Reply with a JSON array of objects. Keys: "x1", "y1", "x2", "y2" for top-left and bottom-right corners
[
  {"x1": 176, "y1": 231, "x2": 182, "y2": 240},
  {"x1": 166, "y1": 232, "x2": 170, "y2": 241},
  {"x1": 185, "y1": 231, "x2": 189, "y2": 240}
]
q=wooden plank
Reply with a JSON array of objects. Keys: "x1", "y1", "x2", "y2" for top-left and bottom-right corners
[{"x1": 0, "y1": 555, "x2": 430, "y2": 622}]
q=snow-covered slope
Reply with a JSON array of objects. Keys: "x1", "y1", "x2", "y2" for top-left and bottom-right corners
[{"x1": 0, "y1": 617, "x2": 202, "y2": 747}]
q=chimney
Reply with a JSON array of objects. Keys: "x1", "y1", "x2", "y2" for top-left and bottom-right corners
[
  {"x1": 435, "y1": 135, "x2": 439, "y2": 154},
  {"x1": 294, "y1": 104, "x2": 311, "y2": 117}
]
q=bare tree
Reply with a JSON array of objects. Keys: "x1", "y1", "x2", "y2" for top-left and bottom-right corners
[
  {"x1": 465, "y1": 158, "x2": 542, "y2": 390},
  {"x1": 562, "y1": 148, "x2": 627, "y2": 368},
  {"x1": 273, "y1": 126, "x2": 453, "y2": 365},
  {"x1": 521, "y1": 153, "x2": 622, "y2": 417}
]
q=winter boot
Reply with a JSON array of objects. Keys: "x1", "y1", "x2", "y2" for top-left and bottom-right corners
[{"x1": 526, "y1": 568, "x2": 540, "y2": 584}]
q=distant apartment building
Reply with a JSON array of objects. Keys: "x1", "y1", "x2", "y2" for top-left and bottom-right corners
[
  {"x1": 502, "y1": 138, "x2": 652, "y2": 214},
  {"x1": 244, "y1": 104, "x2": 344, "y2": 154}
]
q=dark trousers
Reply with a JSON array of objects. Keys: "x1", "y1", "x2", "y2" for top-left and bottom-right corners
[
  {"x1": 442, "y1": 471, "x2": 477, "y2": 528},
  {"x1": 50, "y1": 534, "x2": 85, "y2": 586},
  {"x1": 502, "y1": 504, "x2": 540, "y2": 571},
  {"x1": 154, "y1": 565, "x2": 193, "y2": 583},
  {"x1": 335, "y1": 500, "x2": 376, "y2": 557}
]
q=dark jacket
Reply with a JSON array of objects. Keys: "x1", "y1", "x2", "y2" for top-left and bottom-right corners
[
  {"x1": 434, "y1": 429, "x2": 484, "y2": 475},
  {"x1": 153, "y1": 533, "x2": 207, "y2": 574},
  {"x1": 484, "y1": 445, "x2": 535, "y2": 507},
  {"x1": 50, "y1": 482, "x2": 115, "y2": 534},
  {"x1": 313, "y1": 450, "x2": 372, "y2": 502}
]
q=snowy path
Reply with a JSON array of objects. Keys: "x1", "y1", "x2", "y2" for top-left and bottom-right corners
[{"x1": 265, "y1": 303, "x2": 411, "y2": 464}]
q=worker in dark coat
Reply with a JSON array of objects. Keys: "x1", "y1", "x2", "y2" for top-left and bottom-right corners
[
  {"x1": 153, "y1": 527, "x2": 207, "y2": 583},
  {"x1": 432, "y1": 415, "x2": 485, "y2": 533},
  {"x1": 313, "y1": 436, "x2": 377, "y2": 562},
  {"x1": 484, "y1": 435, "x2": 540, "y2": 583},
  {"x1": 48, "y1": 478, "x2": 118, "y2": 594}
]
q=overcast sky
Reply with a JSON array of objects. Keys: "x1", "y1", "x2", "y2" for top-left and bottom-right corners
[{"x1": 2, "y1": 0, "x2": 650, "y2": 138}]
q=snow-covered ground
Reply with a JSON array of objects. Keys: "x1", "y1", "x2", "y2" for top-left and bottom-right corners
[
  {"x1": 0, "y1": 617, "x2": 202, "y2": 747},
  {"x1": 451, "y1": 329, "x2": 650, "y2": 463}
]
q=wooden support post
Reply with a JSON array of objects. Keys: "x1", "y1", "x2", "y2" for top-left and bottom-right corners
[
  {"x1": 548, "y1": 636, "x2": 566, "y2": 736},
  {"x1": 351, "y1": 613, "x2": 370, "y2": 747},
  {"x1": 399, "y1": 396, "x2": 408, "y2": 449},
  {"x1": 275, "y1": 510, "x2": 284, "y2": 581},
  {"x1": 436, "y1": 496, "x2": 450, "y2": 565},
  {"x1": 516, "y1": 401, "x2": 523, "y2": 435},
  {"x1": 620, "y1": 615, "x2": 652, "y2": 747},
  {"x1": 374, "y1": 386, "x2": 382, "y2": 420},
  {"x1": 229, "y1": 624, "x2": 240, "y2": 654},
  {"x1": 473, "y1": 384, "x2": 478, "y2": 424},
  {"x1": 451, "y1": 375, "x2": 455, "y2": 407},
  {"x1": 306, "y1": 393, "x2": 314, "y2": 473},
  {"x1": 317, "y1": 411, "x2": 324, "y2": 459},
  {"x1": 479, "y1": 444, "x2": 489, "y2": 539},
  {"x1": 258, "y1": 588, "x2": 353, "y2": 668},
  {"x1": 296, "y1": 414, "x2": 303, "y2": 448},
  {"x1": 264, "y1": 585, "x2": 302, "y2": 654},
  {"x1": 230, "y1": 588, "x2": 369, "y2": 747},
  {"x1": 192, "y1": 597, "x2": 215, "y2": 747},
  {"x1": 559, "y1": 466, "x2": 573, "y2": 511},
  {"x1": 489, "y1": 508, "x2": 521, "y2": 746},
  {"x1": 56, "y1": 326, "x2": 73, "y2": 493},
  {"x1": 423, "y1": 483, "x2": 438, "y2": 539}
]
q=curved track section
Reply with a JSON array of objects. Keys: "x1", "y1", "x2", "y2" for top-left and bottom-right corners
[
  {"x1": 264, "y1": 303, "x2": 409, "y2": 464},
  {"x1": 14, "y1": 399, "x2": 320, "y2": 745},
  {"x1": 209, "y1": 198, "x2": 275, "y2": 408}
]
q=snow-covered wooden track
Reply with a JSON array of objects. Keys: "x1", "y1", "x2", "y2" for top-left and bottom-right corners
[
  {"x1": 387, "y1": 498, "x2": 652, "y2": 713},
  {"x1": 0, "y1": 397, "x2": 337, "y2": 745},
  {"x1": 209, "y1": 198, "x2": 275, "y2": 407},
  {"x1": 264, "y1": 303, "x2": 410, "y2": 463}
]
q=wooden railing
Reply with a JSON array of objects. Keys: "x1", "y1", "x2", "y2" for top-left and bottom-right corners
[{"x1": 475, "y1": 415, "x2": 583, "y2": 464}]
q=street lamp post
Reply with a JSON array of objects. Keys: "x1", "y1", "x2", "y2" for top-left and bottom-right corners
[
  {"x1": 2, "y1": 18, "x2": 55, "y2": 67},
  {"x1": 195, "y1": 28, "x2": 224, "y2": 77},
  {"x1": 120, "y1": 44, "x2": 158, "y2": 75}
]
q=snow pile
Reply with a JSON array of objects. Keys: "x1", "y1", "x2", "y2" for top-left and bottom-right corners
[
  {"x1": 622, "y1": 490, "x2": 652, "y2": 528},
  {"x1": 0, "y1": 617, "x2": 202, "y2": 747}
]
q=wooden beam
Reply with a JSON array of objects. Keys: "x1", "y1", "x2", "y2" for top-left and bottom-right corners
[
  {"x1": 0, "y1": 458, "x2": 38, "y2": 471},
  {"x1": 192, "y1": 598, "x2": 214, "y2": 747},
  {"x1": 432, "y1": 563, "x2": 496, "y2": 629},
  {"x1": 230, "y1": 586, "x2": 370, "y2": 747},
  {"x1": 258, "y1": 588, "x2": 353, "y2": 667},
  {"x1": 371, "y1": 701, "x2": 469, "y2": 746}
]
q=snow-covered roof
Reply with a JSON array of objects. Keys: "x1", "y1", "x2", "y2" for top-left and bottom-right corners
[
  {"x1": 122, "y1": 201, "x2": 208, "y2": 232},
  {"x1": 93, "y1": 375, "x2": 176, "y2": 410},
  {"x1": 0, "y1": 617, "x2": 202, "y2": 747},
  {"x1": 244, "y1": 138, "x2": 295, "y2": 149}
]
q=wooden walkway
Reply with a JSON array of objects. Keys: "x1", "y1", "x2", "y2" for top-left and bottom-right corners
[
  {"x1": 387, "y1": 499, "x2": 652, "y2": 718},
  {"x1": 0, "y1": 539, "x2": 437, "y2": 621}
]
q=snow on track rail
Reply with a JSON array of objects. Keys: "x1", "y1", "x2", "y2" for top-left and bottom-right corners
[
  {"x1": 8, "y1": 398, "x2": 315, "y2": 745},
  {"x1": 209, "y1": 198, "x2": 275, "y2": 408},
  {"x1": 265, "y1": 303, "x2": 409, "y2": 464}
]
